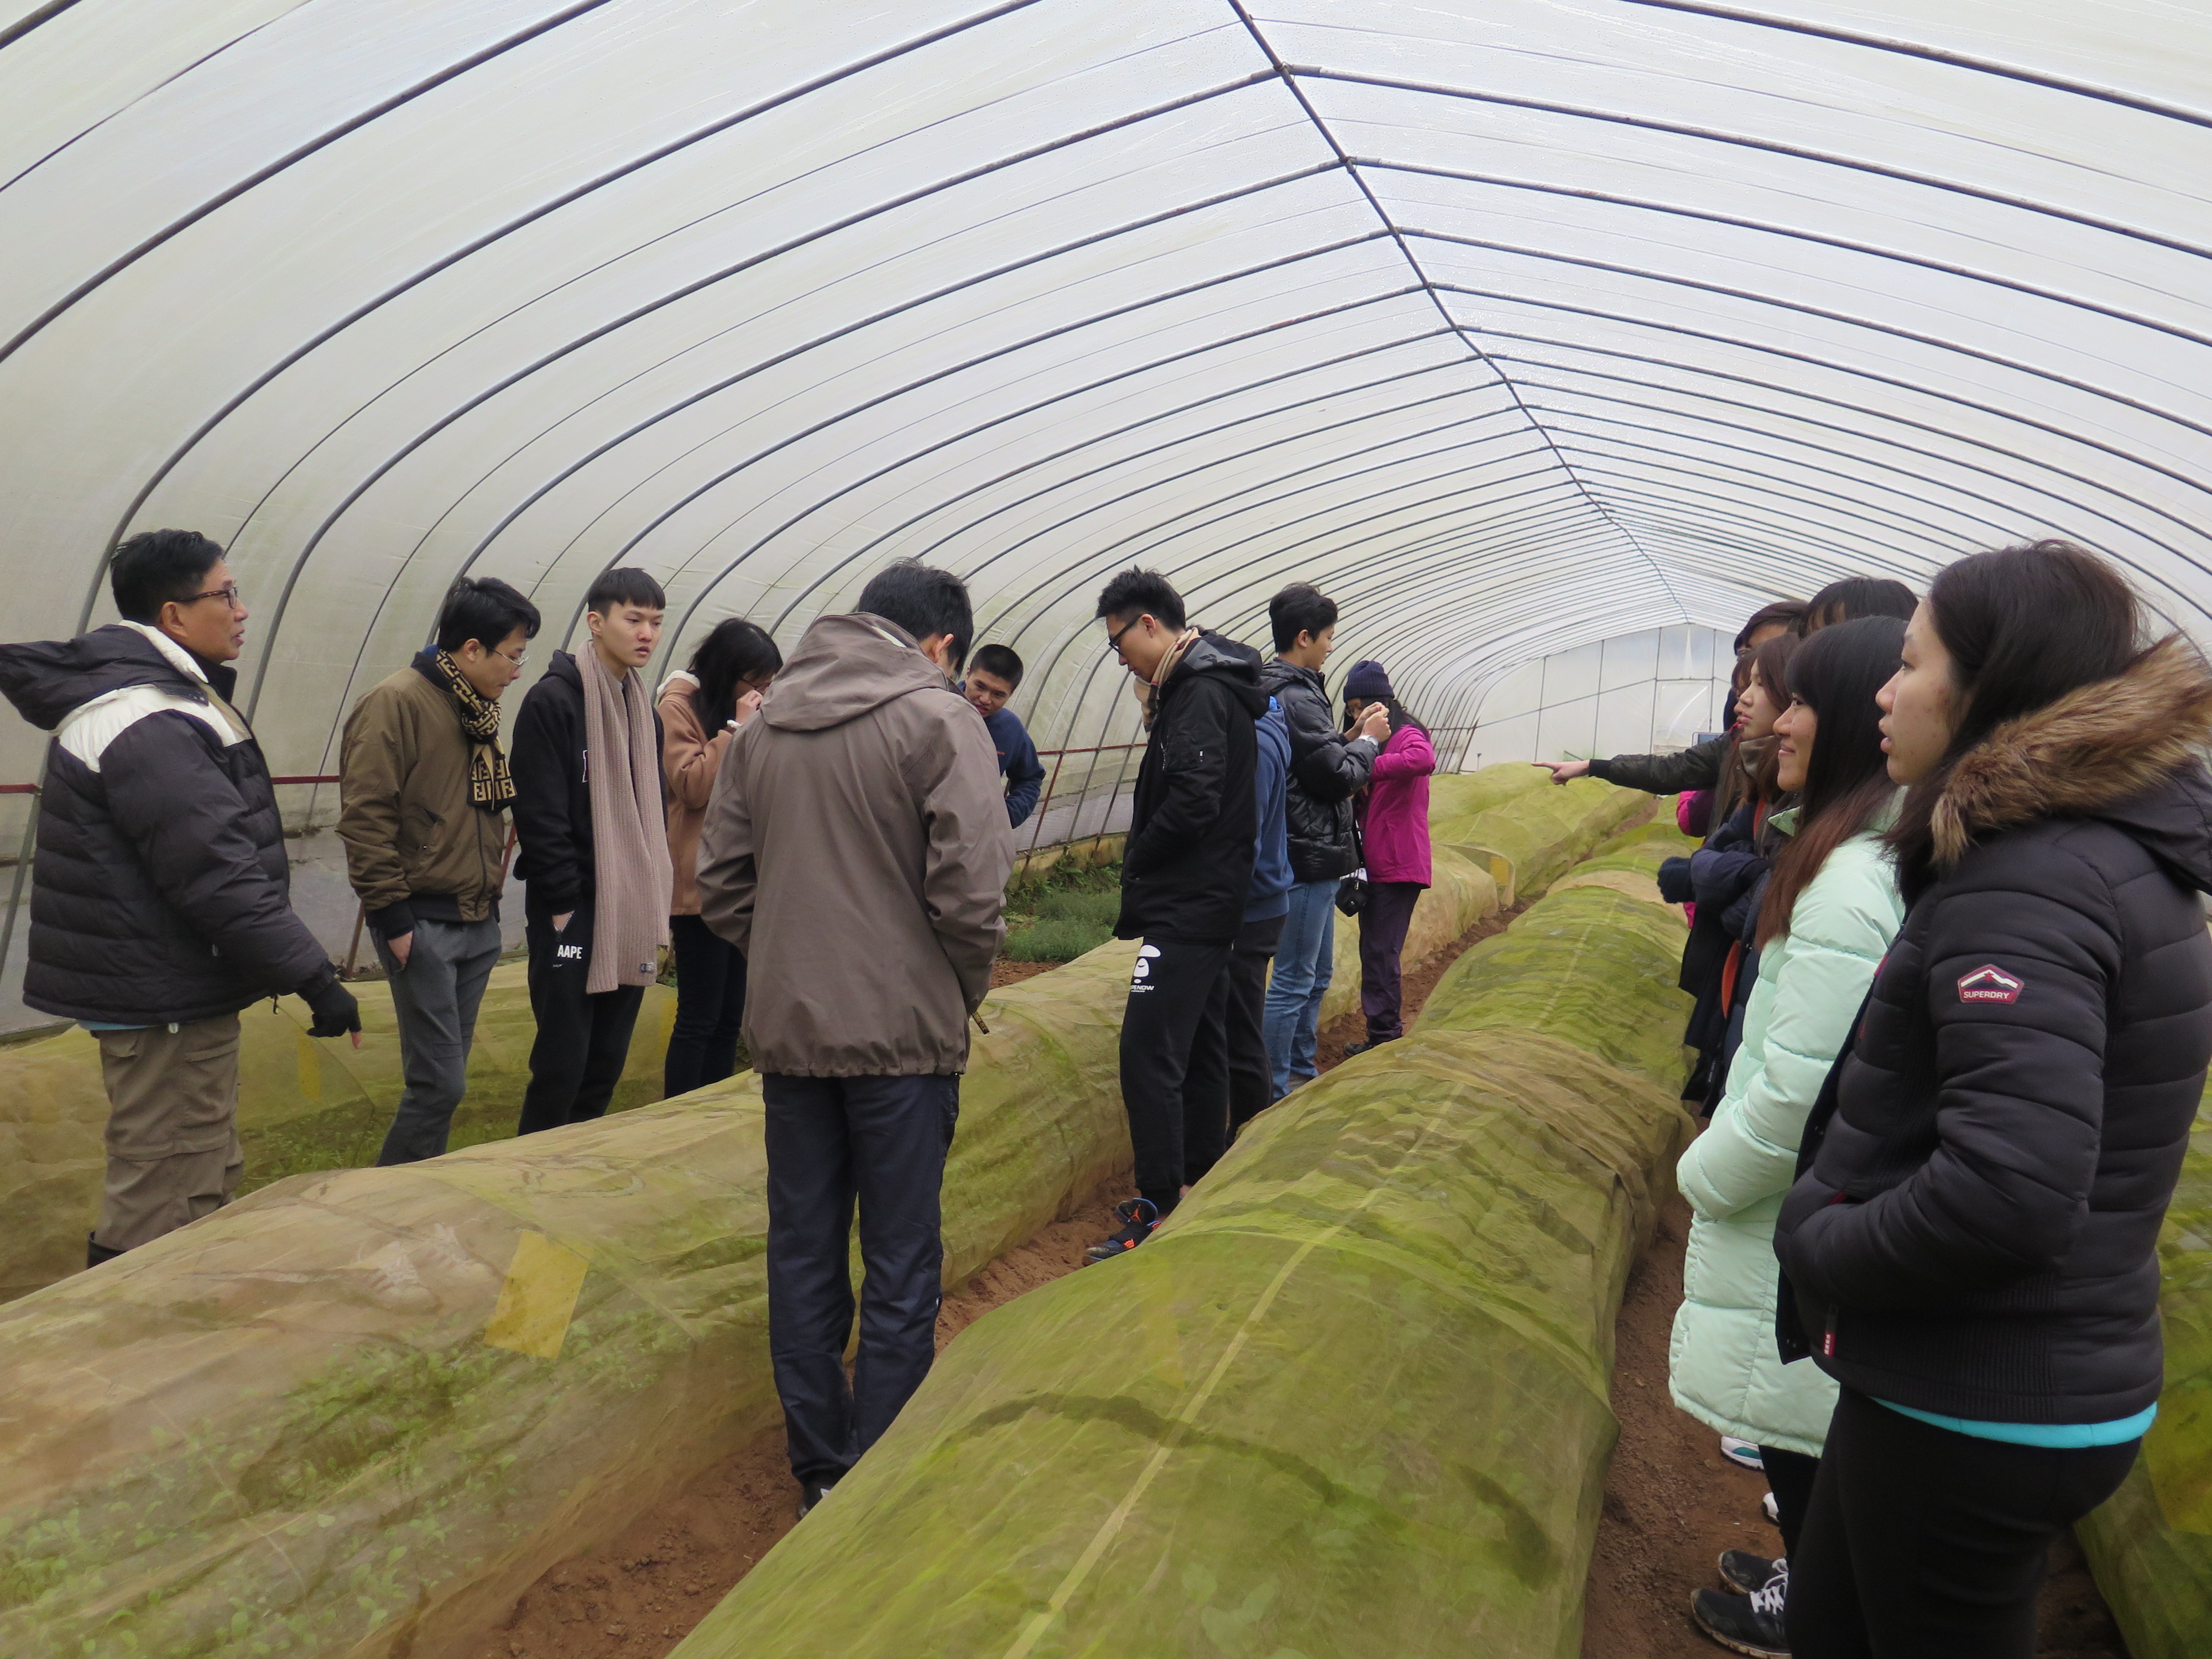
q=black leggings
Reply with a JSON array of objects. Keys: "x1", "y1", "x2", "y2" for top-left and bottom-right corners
[
  {"x1": 1787, "y1": 1389, "x2": 2139, "y2": 1659},
  {"x1": 1760, "y1": 1444, "x2": 1820, "y2": 1558}
]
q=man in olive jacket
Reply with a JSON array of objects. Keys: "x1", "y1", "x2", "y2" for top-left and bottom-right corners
[
  {"x1": 339, "y1": 577, "x2": 540, "y2": 1164},
  {"x1": 697, "y1": 561, "x2": 1013, "y2": 1514}
]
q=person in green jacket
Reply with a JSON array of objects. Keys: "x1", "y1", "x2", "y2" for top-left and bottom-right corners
[{"x1": 1671, "y1": 618, "x2": 1908, "y2": 1659}]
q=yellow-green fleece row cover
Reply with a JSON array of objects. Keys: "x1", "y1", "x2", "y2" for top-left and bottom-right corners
[
  {"x1": 669, "y1": 836, "x2": 1698, "y2": 1659},
  {"x1": 0, "y1": 765, "x2": 1616, "y2": 1305},
  {"x1": 0, "y1": 781, "x2": 1569, "y2": 1659},
  {"x1": 2077, "y1": 1099, "x2": 2212, "y2": 1659}
]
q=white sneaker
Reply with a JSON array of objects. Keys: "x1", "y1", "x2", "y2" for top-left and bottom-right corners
[
  {"x1": 1762, "y1": 1489, "x2": 1781, "y2": 1526},
  {"x1": 1721, "y1": 1436, "x2": 1765, "y2": 1471}
]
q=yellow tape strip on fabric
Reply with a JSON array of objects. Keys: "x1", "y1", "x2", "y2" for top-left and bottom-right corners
[
  {"x1": 483, "y1": 1231, "x2": 592, "y2": 1360},
  {"x1": 998, "y1": 1079, "x2": 1458, "y2": 1659}
]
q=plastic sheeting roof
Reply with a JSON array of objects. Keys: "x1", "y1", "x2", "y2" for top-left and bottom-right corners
[{"x1": 3, "y1": 0, "x2": 2209, "y2": 776}]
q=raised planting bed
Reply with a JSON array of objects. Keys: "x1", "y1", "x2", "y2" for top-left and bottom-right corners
[{"x1": 668, "y1": 842, "x2": 1697, "y2": 1658}]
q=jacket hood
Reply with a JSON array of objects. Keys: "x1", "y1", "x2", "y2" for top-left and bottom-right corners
[
  {"x1": 0, "y1": 624, "x2": 210, "y2": 731},
  {"x1": 1933, "y1": 635, "x2": 2212, "y2": 890},
  {"x1": 759, "y1": 612, "x2": 957, "y2": 733},
  {"x1": 1259, "y1": 658, "x2": 1323, "y2": 697},
  {"x1": 1165, "y1": 630, "x2": 1269, "y2": 718}
]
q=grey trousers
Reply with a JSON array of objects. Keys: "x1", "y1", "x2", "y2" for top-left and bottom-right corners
[{"x1": 374, "y1": 915, "x2": 504, "y2": 1165}]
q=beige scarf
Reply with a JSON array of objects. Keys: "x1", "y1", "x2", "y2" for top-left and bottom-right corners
[
  {"x1": 579, "y1": 647, "x2": 674, "y2": 994},
  {"x1": 1132, "y1": 627, "x2": 1202, "y2": 728}
]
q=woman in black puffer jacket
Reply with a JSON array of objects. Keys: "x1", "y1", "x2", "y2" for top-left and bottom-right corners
[{"x1": 1775, "y1": 541, "x2": 2212, "y2": 1658}]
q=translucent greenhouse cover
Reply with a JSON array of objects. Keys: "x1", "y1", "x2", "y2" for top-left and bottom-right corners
[{"x1": 2, "y1": 0, "x2": 2210, "y2": 794}]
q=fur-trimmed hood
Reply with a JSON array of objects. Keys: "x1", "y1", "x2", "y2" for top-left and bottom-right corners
[{"x1": 1932, "y1": 634, "x2": 2212, "y2": 889}]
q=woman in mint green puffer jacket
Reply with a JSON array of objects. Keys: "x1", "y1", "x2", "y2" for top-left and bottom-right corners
[{"x1": 1670, "y1": 618, "x2": 1907, "y2": 1653}]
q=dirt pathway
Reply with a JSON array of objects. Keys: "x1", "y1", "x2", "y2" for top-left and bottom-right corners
[
  {"x1": 482, "y1": 905, "x2": 1516, "y2": 1659},
  {"x1": 1579, "y1": 1197, "x2": 2131, "y2": 1659}
]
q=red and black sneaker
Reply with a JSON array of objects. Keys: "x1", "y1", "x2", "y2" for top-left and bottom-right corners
[{"x1": 1083, "y1": 1198, "x2": 1162, "y2": 1264}]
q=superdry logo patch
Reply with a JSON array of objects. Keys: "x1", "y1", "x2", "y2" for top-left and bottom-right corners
[{"x1": 1957, "y1": 964, "x2": 2024, "y2": 1004}]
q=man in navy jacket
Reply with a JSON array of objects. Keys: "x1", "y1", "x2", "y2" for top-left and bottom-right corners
[{"x1": 962, "y1": 644, "x2": 1046, "y2": 828}]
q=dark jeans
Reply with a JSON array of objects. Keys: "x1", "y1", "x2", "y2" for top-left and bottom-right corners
[
  {"x1": 665, "y1": 913, "x2": 747, "y2": 1098},
  {"x1": 1222, "y1": 912, "x2": 1285, "y2": 1136},
  {"x1": 763, "y1": 1071, "x2": 959, "y2": 1488},
  {"x1": 1761, "y1": 1444, "x2": 1821, "y2": 1558},
  {"x1": 516, "y1": 901, "x2": 646, "y2": 1136},
  {"x1": 1119, "y1": 935, "x2": 1234, "y2": 1206},
  {"x1": 374, "y1": 915, "x2": 503, "y2": 1165},
  {"x1": 1788, "y1": 1389, "x2": 2140, "y2": 1659},
  {"x1": 1358, "y1": 881, "x2": 1425, "y2": 1042}
]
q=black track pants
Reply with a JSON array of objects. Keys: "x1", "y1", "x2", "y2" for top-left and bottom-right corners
[
  {"x1": 1787, "y1": 1389, "x2": 2138, "y2": 1659},
  {"x1": 763, "y1": 1071, "x2": 958, "y2": 1489},
  {"x1": 517, "y1": 902, "x2": 645, "y2": 1135},
  {"x1": 1221, "y1": 913, "x2": 1286, "y2": 1136},
  {"x1": 1118, "y1": 936, "x2": 1234, "y2": 1204}
]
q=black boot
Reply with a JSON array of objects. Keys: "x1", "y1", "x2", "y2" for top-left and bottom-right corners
[{"x1": 86, "y1": 1233, "x2": 124, "y2": 1269}]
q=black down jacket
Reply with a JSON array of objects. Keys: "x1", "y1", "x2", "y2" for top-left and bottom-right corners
[
  {"x1": 1258, "y1": 659, "x2": 1379, "y2": 883},
  {"x1": 0, "y1": 624, "x2": 333, "y2": 1025},
  {"x1": 1777, "y1": 638, "x2": 2212, "y2": 1425},
  {"x1": 1117, "y1": 632, "x2": 1269, "y2": 945}
]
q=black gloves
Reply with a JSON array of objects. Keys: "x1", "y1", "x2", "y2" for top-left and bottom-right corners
[
  {"x1": 300, "y1": 967, "x2": 362, "y2": 1039},
  {"x1": 1656, "y1": 855, "x2": 1694, "y2": 906}
]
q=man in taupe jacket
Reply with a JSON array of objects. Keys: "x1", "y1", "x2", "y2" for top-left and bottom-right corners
[
  {"x1": 339, "y1": 577, "x2": 540, "y2": 1164},
  {"x1": 699, "y1": 561, "x2": 1013, "y2": 1514}
]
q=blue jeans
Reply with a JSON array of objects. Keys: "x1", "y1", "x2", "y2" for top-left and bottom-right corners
[{"x1": 1262, "y1": 878, "x2": 1338, "y2": 1098}]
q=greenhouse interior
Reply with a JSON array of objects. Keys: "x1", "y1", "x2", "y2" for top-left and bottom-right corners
[{"x1": 1, "y1": 3, "x2": 2207, "y2": 1657}]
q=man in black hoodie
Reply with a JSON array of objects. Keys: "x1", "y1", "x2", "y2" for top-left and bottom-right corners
[
  {"x1": 508, "y1": 567, "x2": 671, "y2": 1137},
  {"x1": 1087, "y1": 570, "x2": 1268, "y2": 1261},
  {"x1": 0, "y1": 530, "x2": 358, "y2": 1267}
]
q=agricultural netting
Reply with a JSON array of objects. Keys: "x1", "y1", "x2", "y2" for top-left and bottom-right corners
[
  {"x1": 1316, "y1": 841, "x2": 1500, "y2": 1026},
  {"x1": 1430, "y1": 766, "x2": 1653, "y2": 903},
  {"x1": 0, "y1": 946, "x2": 1140, "y2": 1659},
  {"x1": 0, "y1": 968, "x2": 676, "y2": 1302},
  {"x1": 669, "y1": 849, "x2": 1695, "y2": 1658},
  {"x1": 0, "y1": 779, "x2": 1646, "y2": 1658},
  {"x1": 2078, "y1": 1099, "x2": 2212, "y2": 1659}
]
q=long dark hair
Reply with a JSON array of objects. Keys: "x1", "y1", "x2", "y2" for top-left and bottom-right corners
[
  {"x1": 1717, "y1": 631, "x2": 1801, "y2": 822},
  {"x1": 1756, "y1": 617, "x2": 1906, "y2": 946},
  {"x1": 687, "y1": 618, "x2": 782, "y2": 733},
  {"x1": 1886, "y1": 541, "x2": 2142, "y2": 900}
]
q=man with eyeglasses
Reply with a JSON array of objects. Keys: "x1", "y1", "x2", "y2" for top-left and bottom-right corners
[
  {"x1": 0, "y1": 528, "x2": 361, "y2": 1268},
  {"x1": 338, "y1": 576, "x2": 542, "y2": 1164}
]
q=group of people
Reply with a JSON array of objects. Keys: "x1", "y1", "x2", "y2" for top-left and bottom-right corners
[
  {"x1": 0, "y1": 536, "x2": 1428, "y2": 1511},
  {"x1": 3, "y1": 530, "x2": 2204, "y2": 1659},
  {"x1": 1082, "y1": 570, "x2": 1437, "y2": 1259},
  {"x1": 1541, "y1": 549, "x2": 2212, "y2": 1659}
]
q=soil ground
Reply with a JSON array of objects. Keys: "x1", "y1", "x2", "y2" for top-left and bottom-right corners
[{"x1": 1578, "y1": 1199, "x2": 2130, "y2": 1659}]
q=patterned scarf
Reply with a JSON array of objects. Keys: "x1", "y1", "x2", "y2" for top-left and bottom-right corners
[{"x1": 427, "y1": 648, "x2": 515, "y2": 810}]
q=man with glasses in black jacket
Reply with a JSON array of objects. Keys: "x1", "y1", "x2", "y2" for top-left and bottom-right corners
[{"x1": 0, "y1": 530, "x2": 359, "y2": 1268}]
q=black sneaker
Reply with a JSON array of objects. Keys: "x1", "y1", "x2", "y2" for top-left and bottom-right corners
[
  {"x1": 1718, "y1": 1550, "x2": 1783, "y2": 1595},
  {"x1": 1689, "y1": 1571, "x2": 1790, "y2": 1658},
  {"x1": 1340, "y1": 1036, "x2": 1396, "y2": 1058},
  {"x1": 1083, "y1": 1198, "x2": 1161, "y2": 1264},
  {"x1": 797, "y1": 1480, "x2": 837, "y2": 1520}
]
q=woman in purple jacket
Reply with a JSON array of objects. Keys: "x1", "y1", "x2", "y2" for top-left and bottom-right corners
[{"x1": 1343, "y1": 660, "x2": 1437, "y2": 1056}]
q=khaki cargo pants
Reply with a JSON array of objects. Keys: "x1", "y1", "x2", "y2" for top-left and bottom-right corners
[{"x1": 92, "y1": 1013, "x2": 243, "y2": 1254}]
